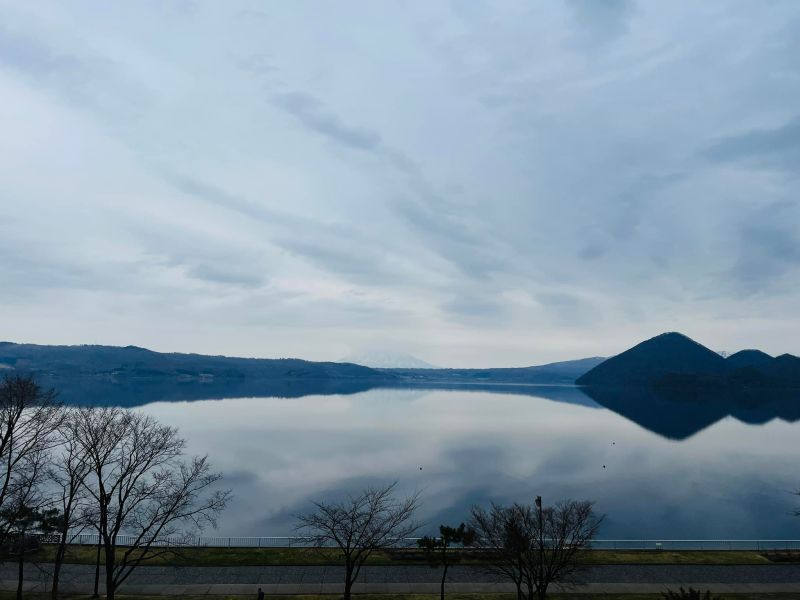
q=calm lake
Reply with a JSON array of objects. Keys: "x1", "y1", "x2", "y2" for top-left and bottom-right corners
[{"x1": 105, "y1": 385, "x2": 800, "y2": 539}]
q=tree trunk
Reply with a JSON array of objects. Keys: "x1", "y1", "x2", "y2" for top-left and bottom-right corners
[
  {"x1": 515, "y1": 581, "x2": 522, "y2": 600},
  {"x1": 104, "y1": 544, "x2": 116, "y2": 600},
  {"x1": 92, "y1": 540, "x2": 101, "y2": 598},
  {"x1": 16, "y1": 535, "x2": 24, "y2": 600},
  {"x1": 52, "y1": 530, "x2": 68, "y2": 600},
  {"x1": 51, "y1": 559, "x2": 61, "y2": 600},
  {"x1": 342, "y1": 562, "x2": 355, "y2": 600},
  {"x1": 440, "y1": 562, "x2": 449, "y2": 600},
  {"x1": 343, "y1": 576, "x2": 353, "y2": 600}
]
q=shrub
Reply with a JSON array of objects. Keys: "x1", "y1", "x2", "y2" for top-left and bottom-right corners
[{"x1": 662, "y1": 587, "x2": 720, "y2": 600}]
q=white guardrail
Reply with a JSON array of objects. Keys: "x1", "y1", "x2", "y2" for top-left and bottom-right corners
[{"x1": 47, "y1": 535, "x2": 800, "y2": 551}]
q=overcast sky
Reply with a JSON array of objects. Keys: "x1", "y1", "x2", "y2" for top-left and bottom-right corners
[{"x1": 1, "y1": 1, "x2": 799, "y2": 366}]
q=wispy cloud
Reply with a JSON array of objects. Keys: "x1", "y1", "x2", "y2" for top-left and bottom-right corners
[{"x1": 272, "y1": 91, "x2": 383, "y2": 153}]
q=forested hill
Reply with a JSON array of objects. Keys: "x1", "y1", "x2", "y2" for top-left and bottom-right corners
[
  {"x1": 0, "y1": 341, "x2": 387, "y2": 382},
  {"x1": 577, "y1": 332, "x2": 800, "y2": 388}
]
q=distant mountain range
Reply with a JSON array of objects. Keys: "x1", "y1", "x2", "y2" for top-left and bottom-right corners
[
  {"x1": 382, "y1": 357, "x2": 606, "y2": 385},
  {"x1": 341, "y1": 350, "x2": 437, "y2": 369},
  {"x1": 3, "y1": 332, "x2": 796, "y2": 408},
  {"x1": 577, "y1": 332, "x2": 800, "y2": 388},
  {"x1": 0, "y1": 341, "x2": 604, "y2": 404}
]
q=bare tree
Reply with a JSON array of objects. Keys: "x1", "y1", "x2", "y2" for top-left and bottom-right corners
[
  {"x1": 0, "y1": 446, "x2": 59, "y2": 600},
  {"x1": 469, "y1": 497, "x2": 602, "y2": 600},
  {"x1": 74, "y1": 407, "x2": 230, "y2": 600},
  {"x1": 0, "y1": 375, "x2": 62, "y2": 546},
  {"x1": 296, "y1": 482, "x2": 420, "y2": 600},
  {"x1": 47, "y1": 410, "x2": 93, "y2": 600}
]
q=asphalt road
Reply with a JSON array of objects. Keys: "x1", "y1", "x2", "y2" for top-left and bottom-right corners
[{"x1": 3, "y1": 562, "x2": 800, "y2": 595}]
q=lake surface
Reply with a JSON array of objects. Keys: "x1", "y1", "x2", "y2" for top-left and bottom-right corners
[{"x1": 124, "y1": 385, "x2": 800, "y2": 539}]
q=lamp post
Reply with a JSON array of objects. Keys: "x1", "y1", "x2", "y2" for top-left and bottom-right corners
[{"x1": 535, "y1": 495, "x2": 543, "y2": 598}]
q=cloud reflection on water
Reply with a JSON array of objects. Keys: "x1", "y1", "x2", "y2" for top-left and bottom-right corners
[{"x1": 140, "y1": 388, "x2": 800, "y2": 538}]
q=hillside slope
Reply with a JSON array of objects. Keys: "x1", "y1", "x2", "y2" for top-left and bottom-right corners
[
  {"x1": 725, "y1": 349, "x2": 773, "y2": 369},
  {"x1": 576, "y1": 332, "x2": 726, "y2": 386},
  {"x1": 577, "y1": 333, "x2": 800, "y2": 388}
]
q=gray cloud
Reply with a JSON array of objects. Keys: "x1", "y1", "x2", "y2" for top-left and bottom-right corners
[
  {"x1": 0, "y1": 242, "x2": 98, "y2": 297},
  {"x1": 703, "y1": 117, "x2": 800, "y2": 171},
  {"x1": 276, "y1": 236, "x2": 395, "y2": 284},
  {"x1": 578, "y1": 241, "x2": 606, "y2": 261},
  {"x1": 186, "y1": 263, "x2": 265, "y2": 288},
  {"x1": 393, "y1": 195, "x2": 504, "y2": 280},
  {"x1": 268, "y1": 86, "x2": 423, "y2": 179},
  {"x1": 0, "y1": 22, "x2": 150, "y2": 125},
  {"x1": 730, "y1": 200, "x2": 800, "y2": 294},
  {"x1": 158, "y1": 171, "x2": 415, "y2": 286},
  {"x1": 604, "y1": 173, "x2": 684, "y2": 242},
  {"x1": 0, "y1": 25, "x2": 83, "y2": 78},
  {"x1": 565, "y1": 0, "x2": 635, "y2": 46},
  {"x1": 127, "y1": 223, "x2": 271, "y2": 290},
  {"x1": 272, "y1": 91, "x2": 383, "y2": 153},
  {"x1": 440, "y1": 294, "x2": 507, "y2": 323},
  {"x1": 267, "y1": 84, "x2": 505, "y2": 281},
  {"x1": 159, "y1": 171, "x2": 285, "y2": 225},
  {"x1": 234, "y1": 53, "x2": 277, "y2": 79},
  {"x1": 536, "y1": 291, "x2": 594, "y2": 326}
]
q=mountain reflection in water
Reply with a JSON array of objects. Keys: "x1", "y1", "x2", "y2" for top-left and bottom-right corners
[{"x1": 48, "y1": 376, "x2": 800, "y2": 441}]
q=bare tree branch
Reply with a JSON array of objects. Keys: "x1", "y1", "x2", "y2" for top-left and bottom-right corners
[
  {"x1": 75, "y1": 407, "x2": 231, "y2": 600},
  {"x1": 0, "y1": 375, "x2": 62, "y2": 546},
  {"x1": 469, "y1": 498, "x2": 603, "y2": 600},
  {"x1": 47, "y1": 409, "x2": 94, "y2": 600},
  {"x1": 296, "y1": 482, "x2": 420, "y2": 600}
]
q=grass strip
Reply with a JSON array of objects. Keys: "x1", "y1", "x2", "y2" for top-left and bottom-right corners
[{"x1": 19, "y1": 546, "x2": 787, "y2": 567}]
